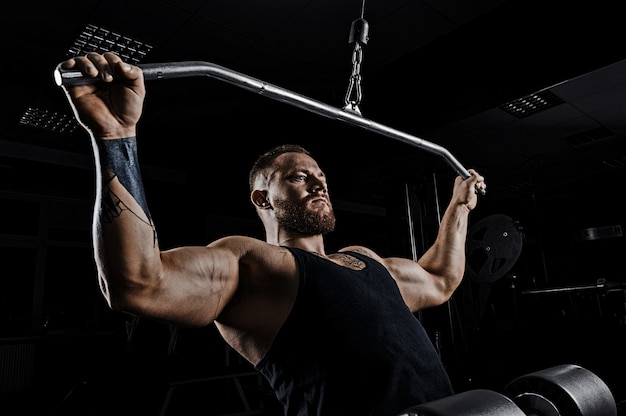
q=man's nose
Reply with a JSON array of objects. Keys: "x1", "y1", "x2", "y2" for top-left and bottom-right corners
[{"x1": 311, "y1": 182, "x2": 326, "y2": 193}]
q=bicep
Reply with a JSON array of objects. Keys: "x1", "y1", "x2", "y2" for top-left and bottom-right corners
[
  {"x1": 384, "y1": 256, "x2": 450, "y2": 312},
  {"x1": 140, "y1": 246, "x2": 240, "y2": 326},
  {"x1": 339, "y1": 246, "x2": 448, "y2": 310}
]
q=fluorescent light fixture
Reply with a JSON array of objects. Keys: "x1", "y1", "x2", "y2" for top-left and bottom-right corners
[
  {"x1": 19, "y1": 107, "x2": 81, "y2": 135},
  {"x1": 20, "y1": 24, "x2": 154, "y2": 133},
  {"x1": 499, "y1": 90, "x2": 564, "y2": 118},
  {"x1": 66, "y1": 23, "x2": 153, "y2": 64}
]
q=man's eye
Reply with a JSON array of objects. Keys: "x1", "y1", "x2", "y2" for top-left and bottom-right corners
[{"x1": 293, "y1": 175, "x2": 306, "y2": 181}]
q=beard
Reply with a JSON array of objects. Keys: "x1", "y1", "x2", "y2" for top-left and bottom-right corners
[{"x1": 274, "y1": 196, "x2": 336, "y2": 235}]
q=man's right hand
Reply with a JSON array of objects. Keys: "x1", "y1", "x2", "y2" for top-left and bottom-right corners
[{"x1": 58, "y1": 52, "x2": 145, "y2": 140}]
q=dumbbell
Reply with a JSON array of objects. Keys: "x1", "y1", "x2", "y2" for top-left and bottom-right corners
[
  {"x1": 398, "y1": 388, "x2": 526, "y2": 415},
  {"x1": 504, "y1": 364, "x2": 617, "y2": 416},
  {"x1": 398, "y1": 364, "x2": 617, "y2": 416}
]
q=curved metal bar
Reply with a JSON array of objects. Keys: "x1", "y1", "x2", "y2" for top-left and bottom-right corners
[{"x1": 55, "y1": 61, "x2": 475, "y2": 181}]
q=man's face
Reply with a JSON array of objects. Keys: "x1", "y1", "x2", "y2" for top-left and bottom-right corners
[
  {"x1": 274, "y1": 195, "x2": 335, "y2": 235},
  {"x1": 269, "y1": 152, "x2": 336, "y2": 235}
]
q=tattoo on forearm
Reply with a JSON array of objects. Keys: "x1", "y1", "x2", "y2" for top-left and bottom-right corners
[
  {"x1": 96, "y1": 137, "x2": 157, "y2": 246},
  {"x1": 101, "y1": 185, "x2": 157, "y2": 246},
  {"x1": 96, "y1": 137, "x2": 152, "y2": 220},
  {"x1": 101, "y1": 186, "x2": 125, "y2": 223}
]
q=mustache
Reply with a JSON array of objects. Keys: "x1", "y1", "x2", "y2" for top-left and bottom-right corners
[{"x1": 304, "y1": 194, "x2": 328, "y2": 203}]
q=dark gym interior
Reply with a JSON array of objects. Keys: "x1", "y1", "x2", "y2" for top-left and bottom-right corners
[{"x1": 1, "y1": 0, "x2": 625, "y2": 414}]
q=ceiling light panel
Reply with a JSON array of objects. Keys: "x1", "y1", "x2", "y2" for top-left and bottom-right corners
[
  {"x1": 66, "y1": 23, "x2": 153, "y2": 64},
  {"x1": 499, "y1": 90, "x2": 565, "y2": 119}
]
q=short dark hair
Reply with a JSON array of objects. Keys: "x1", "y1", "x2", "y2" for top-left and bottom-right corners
[{"x1": 249, "y1": 144, "x2": 311, "y2": 191}]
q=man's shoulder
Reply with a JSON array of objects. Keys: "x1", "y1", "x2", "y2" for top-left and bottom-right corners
[
  {"x1": 210, "y1": 235, "x2": 296, "y2": 270},
  {"x1": 210, "y1": 234, "x2": 265, "y2": 248},
  {"x1": 338, "y1": 245, "x2": 379, "y2": 260}
]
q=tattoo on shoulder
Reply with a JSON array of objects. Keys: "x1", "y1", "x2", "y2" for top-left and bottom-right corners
[{"x1": 335, "y1": 253, "x2": 366, "y2": 270}]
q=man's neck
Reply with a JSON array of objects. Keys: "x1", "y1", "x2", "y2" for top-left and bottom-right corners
[{"x1": 268, "y1": 233, "x2": 326, "y2": 256}]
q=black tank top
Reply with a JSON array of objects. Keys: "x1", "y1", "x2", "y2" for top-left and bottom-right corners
[{"x1": 255, "y1": 247, "x2": 454, "y2": 416}]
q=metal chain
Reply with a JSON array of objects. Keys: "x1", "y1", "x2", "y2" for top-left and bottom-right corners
[
  {"x1": 342, "y1": 0, "x2": 368, "y2": 115},
  {"x1": 344, "y1": 43, "x2": 364, "y2": 114}
]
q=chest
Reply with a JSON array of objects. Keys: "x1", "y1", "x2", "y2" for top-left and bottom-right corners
[{"x1": 325, "y1": 252, "x2": 366, "y2": 270}]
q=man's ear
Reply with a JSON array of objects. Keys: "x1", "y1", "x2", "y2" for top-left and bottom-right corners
[{"x1": 251, "y1": 190, "x2": 271, "y2": 209}]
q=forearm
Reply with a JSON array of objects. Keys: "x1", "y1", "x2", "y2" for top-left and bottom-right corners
[
  {"x1": 418, "y1": 202, "x2": 470, "y2": 292},
  {"x1": 92, "y1": 137, "x2": 160, "y2": 306}
]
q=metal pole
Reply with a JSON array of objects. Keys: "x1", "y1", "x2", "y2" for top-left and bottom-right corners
[{"x1": 55, "y1": 61, "x2": 477, "y2": 181}]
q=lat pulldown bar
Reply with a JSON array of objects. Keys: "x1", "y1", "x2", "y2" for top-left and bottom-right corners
[{"x1": 54, "y1": 60, "x2": 482, "y2": 191}]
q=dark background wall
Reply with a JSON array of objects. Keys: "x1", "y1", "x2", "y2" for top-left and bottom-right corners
[{"x1": 1, "y1": 0, "x2": 625, "y2": 414}]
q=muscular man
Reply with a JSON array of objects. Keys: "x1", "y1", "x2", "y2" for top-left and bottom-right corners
[{"x1": 57, "y1": 52, "x2": 486, "y2": 416}]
